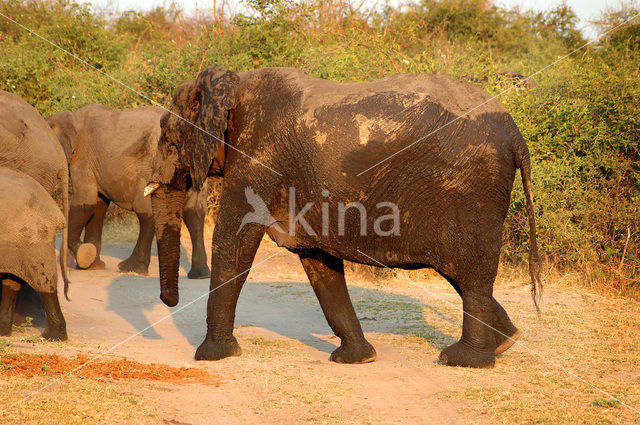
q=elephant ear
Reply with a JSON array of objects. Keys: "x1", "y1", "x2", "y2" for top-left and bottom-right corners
[
  {"x1": 189, "y1": 66, "x2": 239, "y2": 190},
  {"x1": 150, "y1": 81, "x2": 196, "y2": 187},
  {"x1": 47, "y1": 111, "x2": 77, "y2": 165}
]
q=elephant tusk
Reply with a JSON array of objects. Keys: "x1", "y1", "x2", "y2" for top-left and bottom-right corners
[{"x1": 144, "y1": 182, "x2": 160, "y2": 197}]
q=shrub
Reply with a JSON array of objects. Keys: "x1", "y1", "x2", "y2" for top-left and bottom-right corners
[{"x1": 0, "y1": 0, "x2": 638, "y2": 292}]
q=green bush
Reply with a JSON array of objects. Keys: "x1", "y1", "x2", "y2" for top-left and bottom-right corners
[{"x1": 0, "y1": 0, "x2": 638, "y2": 292}]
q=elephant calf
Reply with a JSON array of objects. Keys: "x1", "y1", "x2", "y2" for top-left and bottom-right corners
[
  {"x1": 0, "y1": 168, "x2": 67, "y2": 340},
  {"x1": 47, "y1": 105, "x2": 210, "y2": 278}
]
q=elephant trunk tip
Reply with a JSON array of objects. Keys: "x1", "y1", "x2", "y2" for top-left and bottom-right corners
[{"x1": 160, "y1": 288, "x2": 179, "y2": 307}]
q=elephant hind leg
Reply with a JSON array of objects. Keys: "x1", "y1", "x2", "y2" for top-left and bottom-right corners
[
  {"x1": 40, "y1": 292, "x2": 67, "y2": 341},
  {"x1": 439, "y1": 275, "x2": 496, "y2": 368},
  {"x1": 492, "y1": 298, "x2": 520, "y2": 355},
  {"x1": 183, "y1": 187, "x2": 210, "y2": 280},
  {"x1": 14, "y1": 284, "x2": 46, "y2": 328},
  {"x1": 0, "y1": 278, "x2": 21, "y2": 336},
  {"x1": 443, "y1": 274, "x2": 519, "y2": 356},
  {"x1": 299, "y1": 251, "x2": 376, "y2": 364}
]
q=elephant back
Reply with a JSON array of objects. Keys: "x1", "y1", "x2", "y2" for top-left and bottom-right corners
[
  {"x1": 0, "y1": 90, "x2": 68, "y2": 196},
  {"x1": 0, "y1": 167, "x2": 63, "y2": 293}
]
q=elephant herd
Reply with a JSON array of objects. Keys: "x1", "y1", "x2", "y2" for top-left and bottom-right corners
[
  {"x1": 0, "y1": 66, "x2": 542, "y2": 369},
  {"x1": 0, "y1": 91, "x2": 210, "y2": 341}
]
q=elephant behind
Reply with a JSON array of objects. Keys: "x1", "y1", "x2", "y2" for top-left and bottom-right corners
[
  {"x1": 0, "y1": 167, "x2": 67, "y2": 340},
  {"x1": 0, "y1": 90, "x2": 69, "y2": 293},
  {"x1": 147, "y1": 66, "x2": 542, "y2": 369},
  {"x1": 47, "y1": 105, "x2": 210, "y2": 278}
]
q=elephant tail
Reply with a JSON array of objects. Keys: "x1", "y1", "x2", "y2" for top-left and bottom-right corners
[
  {"x1": 59, "y1": 168, "x2": 70, "y2": 301},
  {"x1": 515, "y1": 140, "x2": 542, "y2": 313}
]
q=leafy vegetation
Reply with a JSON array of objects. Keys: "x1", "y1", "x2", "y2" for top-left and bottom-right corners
[{"x1": 0, "y1": 0, "x2": 638, "y2": 293}]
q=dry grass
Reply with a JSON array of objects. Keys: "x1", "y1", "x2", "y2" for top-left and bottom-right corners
[
  {"x1": 351, "y1": 273, "x2": 640, "y2": 425},
  {"x1": 0, "y1": 374, "x2": 155, "y2": 424}
]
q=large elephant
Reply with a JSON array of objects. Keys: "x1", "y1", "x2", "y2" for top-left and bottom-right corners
[
  {"x1": 146, "y1": 67, "x2": 541, "y2": 368},
  {"x1": 47, "y1": 105, "x2": 210, "y2": 278},
  {"x1": 0, "y1": 90, "x2": 70, "y2": 292},
  {"x1": 0, "y1": 167, "x2": 68, "y2": 340}
]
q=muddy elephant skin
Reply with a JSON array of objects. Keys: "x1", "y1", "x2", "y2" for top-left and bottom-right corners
[
  {"x1": 47, "y1": 105, "x2": 210, "y2": 278},
  {"x1": 148, "y1": 66, "x2": 542, "y2": 368},
  {"x1": 0, "y1": 90, "x2": 70, "y2": 293},
  {"x1": 0, "y1": 167, "x2": 67, "y2": 340}
]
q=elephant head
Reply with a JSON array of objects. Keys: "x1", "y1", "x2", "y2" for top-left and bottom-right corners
[
  {"x1": 146, "y1": 66, "x2": 238, "y2": 307},
  {"x1": 47, "y1": 111, "x2": 78, "y2": 165}
]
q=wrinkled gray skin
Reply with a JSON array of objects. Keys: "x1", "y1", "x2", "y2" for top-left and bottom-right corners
[
  {"x1": 149, "y1": 67, "x2": 541, "y2": 368},
  {"x1": 47, "y1": 105, "x2": 210, "y2": 278},
  {"x1": 0, "y1": 91, "x2": 70, "y2": 325},
  {"x1": 0, "y1": 167, "x2": 67, "y2": 340}
]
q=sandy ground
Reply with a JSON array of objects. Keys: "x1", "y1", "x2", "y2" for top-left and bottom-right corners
[{"x1": 7, "y1": 230, "x2": 637, "y2": 424}]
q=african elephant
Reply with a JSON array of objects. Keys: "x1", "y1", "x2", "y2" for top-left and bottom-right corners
[
  {"x1": 0, "y1": 167, "x2": 67, "y2": 340},
  {"x1": 146, "y1": 66, "x2": 541, "y2": 368},
  {"x1": 47, "y1": 105, "x2": 210, "y2": 278},
  {"x1": 0, "y1": 90, "x2": 70, "y2": 291}
]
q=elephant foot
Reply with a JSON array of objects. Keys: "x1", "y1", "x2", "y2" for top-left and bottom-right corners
[
  {"x1": 494, "y1": 328, "x2": 520, "y2": 356},
  {"x1": 41, "y1": 325, "x2": 68, "y2": 341},
  {"x1": 195, "y1": 336, "x2": 241, "y2": 361},
  {"x1": 75, "y1": 243, "x2": 97, "y2": 269},
  {"x1": 187, "y1": 265, "x2": 211, "y2": 280},
  {"x1": 439, "y1": 340, "x2": 495, "y2": 368},
  {"x1": 86, "y1": 258, "x2": 106, "y2": 270},
  {"x1": 118, "y1": 258, "x2": 149, "y2": 275},
  {"x1": 330, "y1": 339, "x2": 377, "y2": 364}
]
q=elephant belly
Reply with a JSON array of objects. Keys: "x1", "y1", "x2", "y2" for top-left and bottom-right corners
[{"x1": 263, "y1": 176, "x2": 508, "y2": 275}]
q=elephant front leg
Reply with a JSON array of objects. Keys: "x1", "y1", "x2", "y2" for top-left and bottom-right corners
[
  {"x1": 118, "y1": 211, "x2": 154, "y2": 275},
  {"x1": 183, "y1": 186, "x2": 210, "y2": 279},
  {"x1": 82, "y1": 195, "x2": 110, "y2": 270},
  {"x1": 0, "y1": 278, "x2": 21, "y2": 336},
  {"x1": 300, "y1": 251, "x2": 376, "y2": 363},
  {"x1": 439, "y1": 286, "x2": 496, "y2": 368},
  {"x1": 68, "y1": 203, "x2": 98, "y2": 269},
  {"x1": 195, "y1": 195, "x2": 268, "y2": 361},
  {"x1": 40, "y1": 292, "x2": 67, "y2": 341},
  {"x1": 68, "y1": 167, "x2": 100, "y2": 269}
]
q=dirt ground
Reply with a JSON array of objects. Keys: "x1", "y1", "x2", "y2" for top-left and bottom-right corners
[{"x1": 1, "y1": 223, "x2": 639, "y2": 424}]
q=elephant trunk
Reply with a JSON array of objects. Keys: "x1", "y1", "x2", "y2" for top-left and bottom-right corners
[{"x1": 151, "y1": 185, "x2": 186, "y2": 307}]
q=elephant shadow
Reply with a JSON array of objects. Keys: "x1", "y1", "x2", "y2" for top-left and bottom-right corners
[
  {"x1": 103, "y1": 244, "x2": 197, "y2": 341},
  {"x1": 233, "y1": 280, "x2": 459, "y2": 354},
  {"x1": 105, "y1": 271, "x2": 459, "y2": 355}
]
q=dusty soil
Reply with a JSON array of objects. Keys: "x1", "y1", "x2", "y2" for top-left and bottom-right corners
[
  {"x1": 0, "y1": 352, "x2": 221, "y2": 384},
  {"x1": 1, "y1": 224, "x2": 639, "y2": 424}
]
